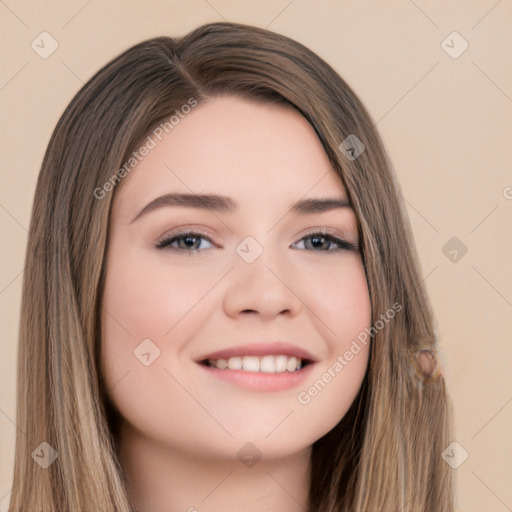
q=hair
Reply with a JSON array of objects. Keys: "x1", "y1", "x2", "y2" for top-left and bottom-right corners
[{"x1": 9, "y1": 21, "x2": 454, "y2": 512}]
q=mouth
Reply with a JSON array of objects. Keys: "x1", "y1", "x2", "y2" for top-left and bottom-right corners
[
  {"x1": 195, "y1": 342, "x2": 317, "y2": 391},
  {"x1": 200, "y1": 354, "x2": 312, "y2": 373}
]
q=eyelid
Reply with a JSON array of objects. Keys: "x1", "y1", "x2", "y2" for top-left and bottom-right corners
[
  {"x1": 156, "y1": 228, "x2": 216, "y2": 249},
  {"x1": 292, "y1": 229, "x2": 358, "y2": 252},
  {"x1": 297, "y1": 226, "x2": 356, "y2": 243}
]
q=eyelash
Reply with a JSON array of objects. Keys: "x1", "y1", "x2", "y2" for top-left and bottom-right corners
[{"x1": 156, "y1": 229, "x2": 358, "y2": 254}]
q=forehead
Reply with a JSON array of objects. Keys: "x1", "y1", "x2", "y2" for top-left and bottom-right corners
[{"x1": 113, "y1": 95, "x2": 347, "y2": 215}]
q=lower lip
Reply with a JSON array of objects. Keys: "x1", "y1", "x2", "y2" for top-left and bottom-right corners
[{"x1": 197, "y1": 363, "x2": 315, "y2": 392}]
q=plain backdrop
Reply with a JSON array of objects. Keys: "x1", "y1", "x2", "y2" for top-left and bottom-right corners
[{"x1": 0, "y1": 1, "x2": 511, "y2": 511}]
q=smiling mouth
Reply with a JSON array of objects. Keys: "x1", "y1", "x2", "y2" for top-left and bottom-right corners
[{"x1": 200, "y1": 355, "x2": 312, "y2": 373}]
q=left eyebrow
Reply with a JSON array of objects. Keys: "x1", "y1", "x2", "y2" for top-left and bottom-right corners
[
  {"x1": 291, "y1": 197, "x2": 352, "y2": 214},
  {"x1": 130, "y1": 193, "x2": 352, "y2": 224}
]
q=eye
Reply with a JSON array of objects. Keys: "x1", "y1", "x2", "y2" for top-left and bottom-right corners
[
  {"x1": 291, "y1": 231, "x2": 358, "y2": 252},
  {"x1": 156, "y1": 231, "x2": 214, "y2": 253},
  {"x1": 156, "y1": 230, "x2": 358, "y2": 254}
]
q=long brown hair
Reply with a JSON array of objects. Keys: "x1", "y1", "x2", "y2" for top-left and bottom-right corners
[{"x1": 9, "y1": 21, "x2": 454, "y2": 511}]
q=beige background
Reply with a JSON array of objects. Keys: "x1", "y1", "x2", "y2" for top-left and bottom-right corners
[{"x1": 0, "y1": 1, "x2": 511, "y2": 511}]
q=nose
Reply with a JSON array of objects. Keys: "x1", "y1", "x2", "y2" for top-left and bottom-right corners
[{"x1": 222, "y1": 243, "x2": 303, "y2": 321}]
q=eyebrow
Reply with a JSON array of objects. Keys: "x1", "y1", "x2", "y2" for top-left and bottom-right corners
[{"x1": 130, "y1": 193, "x2": 352, "y2": 223}]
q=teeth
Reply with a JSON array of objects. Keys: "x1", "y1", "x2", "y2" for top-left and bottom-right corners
[
  {"x1": 208, "y1": 354, "x2": 305, "y2": 372},
  {"x1": 216, "y1": 358, "x2": 228, "y2": 369},
  {"x1": 260, "y1": 355, "x2": 275, "y2": 373},
  {"x1": 286, "y1": 356, "x2": 297, "y2": 372},
  {"x1": 227, "y1": 357, "x2": 242, "y2": 370},
  {"x1": 242, "y1": 356, "x2": 259, "y2": 372},
  {"x1": 274, "y1": 355, "x2": 288, "y2": 372}
]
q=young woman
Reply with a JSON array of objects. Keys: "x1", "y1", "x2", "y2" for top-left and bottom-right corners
[{"x1": 9, "y1": 21, "x2": 454, "y2": 512}]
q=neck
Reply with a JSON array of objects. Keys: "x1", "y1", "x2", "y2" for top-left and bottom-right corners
[{"x1": 118, "y1": 422, "x2": 312, "y2": 512}]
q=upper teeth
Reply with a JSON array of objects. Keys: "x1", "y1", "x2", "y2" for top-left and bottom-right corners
[{"x1": 207, "y1": 355, "x2": 303, "y2": 373}]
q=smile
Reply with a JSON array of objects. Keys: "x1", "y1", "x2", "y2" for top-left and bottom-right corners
[
  {"x1": 195, "y1": 342, "x2": 317, "y2": 392},
  {"x1": 203, "y1": 354, "x2": 308, "y2": 373}
]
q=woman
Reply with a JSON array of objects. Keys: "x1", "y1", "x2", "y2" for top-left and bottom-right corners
[{"x1": 9, "y1": 21, "x2": 454, "y2": 512}]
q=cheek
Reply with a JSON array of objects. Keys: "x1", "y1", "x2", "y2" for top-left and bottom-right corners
[
  {"x1": 100, "y1": 243, "x2": 227, "y2": 363},
  {"x1": 291, "y1": 257, "x2": 371, "y2": 434},
  {"x1": 102, "y1": 250, "x2": 205, "y2": 332},
  {"x1": 99, "y1": 247, "x2": 227, "y2": 452},
  {"x1": 304, "y1": 255, "x2": 371, "y2": 345},
  {"x1": 99, "y1": 244, "x2": 232, "y2": 426}
]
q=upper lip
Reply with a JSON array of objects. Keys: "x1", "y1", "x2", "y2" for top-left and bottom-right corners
[{"x1": 195, "y1": 342, "x2": 317, "y2": 363}]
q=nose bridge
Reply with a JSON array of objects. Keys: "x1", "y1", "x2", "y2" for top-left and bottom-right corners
[{"x1": 222, "y1": 234, "x2": 301, "y2": 318}]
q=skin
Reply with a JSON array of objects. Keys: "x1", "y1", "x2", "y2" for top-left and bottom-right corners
[{"x1": 101, "y1": 95, "x2": 371, "y2": 512}]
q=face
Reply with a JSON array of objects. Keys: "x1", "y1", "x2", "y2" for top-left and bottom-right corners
[{"x1": 101, "y1": 95, "x2": 371, "y2": 461}]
